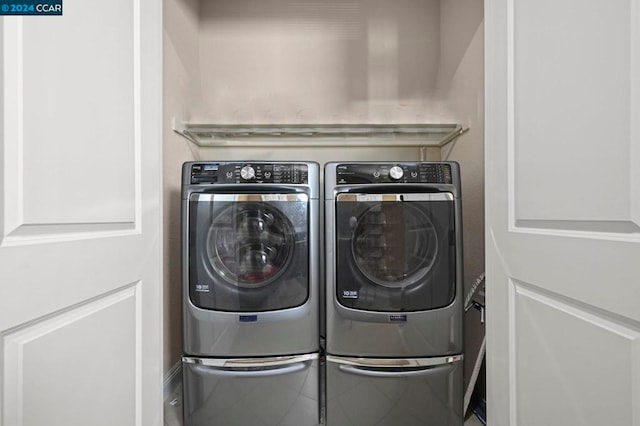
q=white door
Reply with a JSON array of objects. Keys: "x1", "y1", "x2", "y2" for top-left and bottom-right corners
[
  {"x1": 486, "y1": 0, "x2": 640, "y2": 425},
  {"x1": 0, "y1": 0, "x2": 162, "y2": 425}
]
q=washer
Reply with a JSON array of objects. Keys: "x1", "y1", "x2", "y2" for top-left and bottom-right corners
[
  {"x1": 324, "y1": 161, "x2": 464, "y2": 426},
  {"x1": 181, "y1": 161, "x2": 320, "y2": 426}
]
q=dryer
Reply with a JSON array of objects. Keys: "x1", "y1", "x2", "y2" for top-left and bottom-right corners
[
  {"x1": 181, "y1": 161, "x2": 320, "y2": 426},
  {"x1": 324, "y1": 162, "x2": 464, "y2": 426}
]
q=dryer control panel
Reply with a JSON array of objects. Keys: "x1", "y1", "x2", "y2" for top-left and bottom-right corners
[
  {"x1": 190, "y1": 162, "x2": 309, "y2": 184},
  {"x1": 335, "y1": 163, "x2": 453, "y2": 184}
]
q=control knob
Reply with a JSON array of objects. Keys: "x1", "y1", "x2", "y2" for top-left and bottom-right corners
[
  {"x1": 240, "y1": 165, "x2": 256, "y2": 180},
  {"x1": 389, "y1": 165, "x2": 404, "y2": 181}
]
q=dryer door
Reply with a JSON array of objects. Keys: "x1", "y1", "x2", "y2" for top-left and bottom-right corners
[
  {"x1": 335, "y1": 193, "x2": 456, "y2": 312},
  {"x1": 188, "y1": 193, "x2": 309, "y2": 312}
]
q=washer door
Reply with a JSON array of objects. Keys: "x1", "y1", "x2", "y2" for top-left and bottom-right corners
[
  {"x1": 335, "y1": 193, "x2": 456, "y2": 312},
  {"x1": 188, "y1": 193, "x2": 309, "y2": 312}
]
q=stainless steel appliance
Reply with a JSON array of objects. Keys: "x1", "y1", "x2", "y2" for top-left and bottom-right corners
[
  {"x1": 324, "y1": 162, "x2": 464, "y2": 426},
  {"x1": 182, "y1": 161, "x2": 320, "y2": 426}
]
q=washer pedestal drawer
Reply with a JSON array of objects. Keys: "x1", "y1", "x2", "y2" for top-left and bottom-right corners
[
  {"x1": 182, "y1": 355, "x2": 320, "y2": 426},
  {"x1": 325, "y1": 355, "x2": 463, "y2": 426}
]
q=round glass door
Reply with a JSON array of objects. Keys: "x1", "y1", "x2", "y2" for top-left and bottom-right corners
[
  {"x1": 351, "y1": 202, "x2": 438, "y2": 288},
  {"x1": 206, "y1": 203, "x2": 294, "y2": 288}
]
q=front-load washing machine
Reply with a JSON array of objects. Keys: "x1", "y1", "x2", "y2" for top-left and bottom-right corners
[
  {"x1": 181, "y1": 161, "x2": 320, "y2": 426},
  {"x1": 324, "y1": 161, "x2": 464, "y2": 426}
]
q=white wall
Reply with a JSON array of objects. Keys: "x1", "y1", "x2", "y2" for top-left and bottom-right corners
[{"x1": 162, "y1": 0, "x2": 485, "y2": 378}]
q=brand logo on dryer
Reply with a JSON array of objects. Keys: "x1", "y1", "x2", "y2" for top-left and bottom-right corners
[{"x1": 195, "y1": 284, "x2": 210, "y2": 292}]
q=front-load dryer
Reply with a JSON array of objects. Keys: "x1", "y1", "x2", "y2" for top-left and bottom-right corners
[
  {"x1": 324, "y1": 161, "x2": 464, "y2": 426},
  {"x1": 181, "y1": 161, "x2": 320, "y2": 426}
]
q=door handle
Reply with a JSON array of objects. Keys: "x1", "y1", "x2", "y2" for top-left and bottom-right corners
[
  {"x1": 338, "y1": 363, "x2": 452, "y2": 378},
  {"x1": 191, "y1": 361, "x2": 308, "y2": 378}
]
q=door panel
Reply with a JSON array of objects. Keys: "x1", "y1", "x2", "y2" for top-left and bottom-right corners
[
  {"x1": 512, "y1": 0, "x2": 636, "y2": 225},
  {"x1": 512, "y1": 281, "x2": 638, "y2": 426},
  {"x1": 3, "y1": 0, "x2": 137, "y2": 237},
  {"x1": 486, "y1": 0, "x2": 640, "y2": 425},
  {"x1": 20, "y1": 0, "x2": 135, "y2": 226},
  {"x1": 3, "y1": 286, "x2": 140, "y2": 426},
  {"x1": 0, "y1": 0, "x2": 162, "y2": 424}
]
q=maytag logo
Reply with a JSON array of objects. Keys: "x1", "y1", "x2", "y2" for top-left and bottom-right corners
[
  {"x1": 0, "y1": 0, "x2": 62, "y2": 15},
  {"x1": 389, "y1": 314, "x2": 407, "y2": 322}
]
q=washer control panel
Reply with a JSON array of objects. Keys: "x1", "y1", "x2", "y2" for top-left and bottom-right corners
[
  {"x1": 336, "y1": 163, "x2": 452, "y2": 184},
  {"x1": 190, "y1": 162, "x2": 309, "y2": 184}
]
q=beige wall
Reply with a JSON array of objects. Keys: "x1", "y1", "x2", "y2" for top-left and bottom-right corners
[
  {"x1": 438, "y1": 0, "x2": 485, "y2": 397},
  {"x1": 439, "y1": 0, "x2": 485, "y2": 302},
  {"x1": 163, "y1": 0, "x2": 199, "y2": 374},
  {"x1": 163, "y1": 0, "x2": 485, "y2": 376},
  {"x1": 194, "y1": 0, "x2": 450, "y2": 124}
]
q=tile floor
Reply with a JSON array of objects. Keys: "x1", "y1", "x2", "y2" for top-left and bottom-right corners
[{"x1": 164, "y1": 382, "x2": 486, "y2": 426}]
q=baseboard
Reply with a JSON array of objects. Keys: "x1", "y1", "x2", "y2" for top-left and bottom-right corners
[{"x1": 163, "y1": 361, "x2": 183, "y2": 403}]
